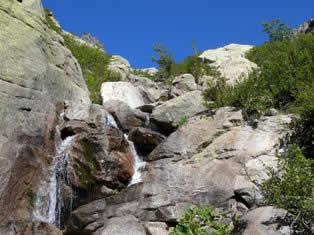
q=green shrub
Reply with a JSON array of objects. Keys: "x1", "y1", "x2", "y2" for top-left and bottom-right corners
[
  {"x1": 151, "y1": 43, "x2": 218, "y2": 83},
  {"x1": 44, "y1": 8, "x2": 62, "y2": 34},
  {"x1": 170, "y1": 207, "x2": 233, "y2": 235},
  {"x1": 44, "y1": 9, "x2": 120, "y2": 104},
  {"x1": 176, "y1": 116, "x2": 189, "y2": 128},
  {"x1": 63, "y1": 35, "x2": 120, "y2": 104},
  {"x1": 262, "y1": 19, "x2": 292, "y2": 42},
  {"x1": 260, "y1": 146, "x2": 314, "y2": 234}
]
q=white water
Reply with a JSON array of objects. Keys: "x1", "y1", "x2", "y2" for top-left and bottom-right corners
[
  {"x1": 33, "y1": 135, "x2": 74, "y2": 226},
  {"x1": 124, "y1": 134, "x2": 146, "y2": 185},
  {"x1": 104, "y1": 113, "x2": 118, "y2": 128},
  {"x1": 104, "y1": 113, "x2": 145, "y2": 185}
]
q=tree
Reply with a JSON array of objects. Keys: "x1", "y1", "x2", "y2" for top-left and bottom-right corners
[{"x1": 262, "y1": 19, "x2": 292, "y2": 42}]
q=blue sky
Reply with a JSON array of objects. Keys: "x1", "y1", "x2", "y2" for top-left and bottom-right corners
[{"x1": 43, "y1": 0, "x2": 313, "y2": 68}]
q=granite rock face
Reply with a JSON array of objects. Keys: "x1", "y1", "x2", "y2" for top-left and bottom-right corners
[
  {"x1": 199, "y1": 44, "x2": 257, "y2": 84},
  {"x1": 101, "y1": 82, "x2": 145, "y2": 109},
  {"x1": 0, "y1": 0, "x2": 90, "y2": 226}
]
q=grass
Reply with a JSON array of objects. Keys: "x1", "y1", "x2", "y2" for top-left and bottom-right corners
[{"x1": 45, "y1": 8, "x2": 121, "y2": 104}]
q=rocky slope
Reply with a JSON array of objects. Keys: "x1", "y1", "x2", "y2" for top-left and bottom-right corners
[
  {"x1": 0, "y1": 1, "x2": 309, "y2": 235},
  {"x1": 0, "y1": 0, "x2": 90, "y2": 230}
]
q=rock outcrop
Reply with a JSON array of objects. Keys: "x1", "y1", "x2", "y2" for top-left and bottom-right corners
[
  {"x1": 108, "y1": 55, "x2": 132, "y2": 80},
  {"x1": 199, "y1": 44, "x2": 257, "y2": 84},
  {"x1": 0, "y1": 0, "x2": 90, "y2": 226},
  {"x1": 151, "y1": 90, "x2": 207, "y2": 133},
  {"x1": 169, "y1": 74, "x2": 198, "y2": 98},
  {"x1": 101, "y1": 82, "x2": 145, "y2": 109},
  {"x1": 0, "y1": 2, "x2": 297, "y2": 234},
  {"x1": 295, "y1": 18, "x2": 314, "y2": 35}
]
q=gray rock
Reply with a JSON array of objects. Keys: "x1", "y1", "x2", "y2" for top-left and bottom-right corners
[
  {"x1": 128, "y1": 74, "x2": 162, "y2": 102},
  {"x1": 144, "y1": 222, "x2": 169, "y2": 235},
  {"x1": 148, "y1": 107, "x2": 243, "y2": 161},
  {"x1": 235, "y1": 207, "x2": 290, "y2": 235},
  {"x1": 199, "y1": 44, "x2": 257, "y2": 85},
  {"x1": 0, "y1": 0, "x2": 90, "y2": 223},
  {"x1": 103, "y1": 100, "x2": 147, "y2": 131},
  {"x1": 295, "y1": 18, "x2": 314, "y2": 35},
  {"x1": 99, "y1": 215, "x2": 146, "y2": 235},
  {"x1": 108, "y1": 55, "x2": 132, "y2": 80},
  {"x1": 151, "y1": 90, "x2": 207, "y2": 133},
  {"x1": 129, "y1": 127, "x2": 166, "y2": 156},
  {"x1": 101, "y1": 82, "x2": 145, "y2": 109},
  {"x1": 67, "y1": 199, "x2": 107, "y2": 233},
  {"x1": 169, "y1": 74, "x2": 198, "y2": 98},
  {"x1": 234, "y1": 187, "x2": 263, "y2": 208}
]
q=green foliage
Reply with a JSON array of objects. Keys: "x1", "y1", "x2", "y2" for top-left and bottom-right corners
[
  {"x1": 176, "y1": 116, "x2": 189, "y2": 128},
  {"x1": 63, "y1": 35, "x2": 121, "y2": 103},
  {"x1": 44, "y1": 8, "x2": 120, "y2": 104},
  {"x1": 203, "y1": 34, "x2": 314, "y2": 115},
  {"x1": 151, "y1": 43, "x2": 217, "y2": 83},
  {"x1": 151, "y1": 44, "x2": 176, "y2": 81},
  {"x1": 44, "y1": 9, "x2": 62, "y2": 34},
  {"x1": 170, "y1": 207, "x2": 233, "y2": 235},
  {"x1": 132, "y1": 69, "x2": 155, "y2": 80},
  {"x1": 260, "y1": 146, "x2": 314, "y2": 233},
  {"x1": 262, "y1": 19, "x2": 292, "y2": 42}
]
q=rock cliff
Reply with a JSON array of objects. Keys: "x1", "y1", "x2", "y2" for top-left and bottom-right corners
[{"x1": 0, "y1": 1, "x2": 303, "y2": 235}]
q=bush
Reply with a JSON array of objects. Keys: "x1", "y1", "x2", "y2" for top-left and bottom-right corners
[
  {"x1": 260, "y1": 146, "x2": 314, "y2": 234},
  {"x1": 151, "y1": 44, "x2": 218, "y2": 83},
  {"x1": 44, "y1": 9, "x2": 120, "y2": 104},
  {"x1": 170, "y1": 207, "x2": 233, "y2": 235},
  {"x1": 262, "y1": 19, "x2": 292, "y2": 42},
  {"x1": 63, "y1": 35, "x2": 120, "y2": 104}
]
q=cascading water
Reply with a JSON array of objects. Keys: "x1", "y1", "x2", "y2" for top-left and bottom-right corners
[
  {"x1": 33, "y1": 115, "x2": 74, "y2": 227},
  {"x1": 126, "y1": 135, "x2": 146, "y2": 185},
  {"x1": 104, "y1": 113, "x2": 145, "y2": 185}
]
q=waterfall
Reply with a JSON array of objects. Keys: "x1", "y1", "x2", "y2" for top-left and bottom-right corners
[
  {"x1": 33, "y1": 128, "x2": 74, "y2": 227},
  {"x1": 127, "y1": 136, "x2": 146, "y2": 185},
  {"x1": 104, "y1": 113, "x2": 145, "y2": 185}
]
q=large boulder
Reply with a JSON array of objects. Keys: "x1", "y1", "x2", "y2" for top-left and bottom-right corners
[
  {"x1": 0, "y1": 221, "x2": 62, "y2": 235},
  {"x1": 169, "y1": 74, "x2": 198, "y2": 98},
  {"x1": 199, "y1": 44, "x2": 257, "y2": 84},
  {"x1": 108, "y1": 55, "x2": 132, "y2": 80},
  {"x1": 99, "y1": 215, "x2": 146, "y2": 235},
  {"x1": 128, "y1": 74, "x2": 162, "y2": 102},
  {"x1": 151, "y1": 90, "x2": 207, "y2": 133},
  {"x1": 148, "y1": 107, "x2": 244, "y2": 161},
  {"x1": 129, "y1": 127, "x2": 166, "y2": 156},
  {"x1": 103, "y1": 100, "x2": 147, "y2": 132},
  {"x1": 64, "y1": 109, "x2": 292, "y2": 232},
  {"x1": 0, "y1": 0, "x2": 90, "y2": 225},
  {"x1": 235, "y1": 207, "x2": 290, "y2": 235},
  {"x1": 101, "y1": 82, "x2": 145, "y2": 109}
]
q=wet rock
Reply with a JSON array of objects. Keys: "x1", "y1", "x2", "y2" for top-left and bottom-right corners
[
  {"x1": 234, "y1": 206, "x2": 290, "y2": 235},
  {"x1": 67, "y1": 199, "x2": 107, "y2": 234},
  {"x1": 151, "y1": 90, "x2": 207, "y2": 134},
  {"x1": 169, "y1": 74, "x2": 198, "y2": 98},
  {"x1": 0, "y1": 0, "x2": 90, "y2": 224},
  {"x1": 0, "y1": 221, "x2": 62, "y2": 235},
  {"x1": 129, "y1": 127, "x2": 166, "y2": 156},
  {"x1": 103, "y1": 100, "x2": 147, "y2": 131}
]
